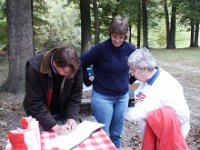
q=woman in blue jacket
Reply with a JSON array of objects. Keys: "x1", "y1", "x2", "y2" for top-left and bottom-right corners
[{"x1": 80, "y1": 16, "x2": 136, "y2": 148}]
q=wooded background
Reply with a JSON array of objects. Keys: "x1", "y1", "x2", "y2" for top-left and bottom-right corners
[{"x1": 0, "y1": 0, "x2": 199, "y2": 93}]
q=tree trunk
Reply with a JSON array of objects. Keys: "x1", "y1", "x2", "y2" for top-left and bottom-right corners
[
  {"x1": 190, "y1": 21, "x2": 199, "y2": 47},
  {"x1": 80, "y1": 0, "x2": 92, "y2": 54},
  {"x1": 190, "y1": 20, "x2": 195, "y2": 47},
  {"x1": 164, "y1": 0, "x2": 170, "y2": 48},
  {"x1": 142, "y1": 0, "x2": 148, "y2": 48},
  {"x1": 194, "y1": 23, "x2": 199, "y2": 47},
  {"x1": 137, "y1": 1, "x2": 141, "y2": 48},
  {"x1": 92, "y1": 0, "x2": 100, "y2": 44},
  {"x1": 129, "y1": 24, "x2": 132, "y2": 43},
  {"x1": 168, "y1": 2, "x2": 176, "y2": 49},
  {"x1": 2, "y1": 0, "x2": 34, "y2": 93}
]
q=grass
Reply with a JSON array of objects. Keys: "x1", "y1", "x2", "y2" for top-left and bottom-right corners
[
  {"x1": 0, "y1": 48, "x2": 200, "y2": 90},
  {"x1": 151, "y1": 49, "x2": 200, "y2": 86}
]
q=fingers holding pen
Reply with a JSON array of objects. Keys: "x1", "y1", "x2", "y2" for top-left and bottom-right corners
[
  {"x1": 51, "y1": 119, "x2": 77, "y2": 135},
  {"x1": 52, "y1": 124, "x2": 71, "y2": 135},
  {"x1": 65, "y1": 119, "x2": 77, "y2": 131}
]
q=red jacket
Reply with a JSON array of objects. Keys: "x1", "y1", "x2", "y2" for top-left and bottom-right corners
[{"x1": 141, "y1": 107, "x2": 188, "y2": 150}]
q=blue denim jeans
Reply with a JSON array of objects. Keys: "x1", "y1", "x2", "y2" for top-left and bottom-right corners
[{"x1": 91, "y1": 90, "x2": 129, "y2": 148}]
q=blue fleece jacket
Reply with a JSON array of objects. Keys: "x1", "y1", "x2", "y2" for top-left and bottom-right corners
[{"x1": 80, "y1": 38, "x2": 136, "y2": 96}]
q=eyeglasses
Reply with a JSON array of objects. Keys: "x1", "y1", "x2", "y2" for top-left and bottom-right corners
[
  {"x1": 129, "y1": 66, "x2": 137, "y2": 74},
  {"x1": 129, "y1": 66, "x2": 145, "y2": 74}
]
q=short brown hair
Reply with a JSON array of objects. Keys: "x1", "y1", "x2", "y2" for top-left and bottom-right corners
[
  {"x1": 108, "y1": 16, "x2": 129, "y2": 40},
  {"x1": 52, "y1": 46, "x2": 80, "y2": 75}
]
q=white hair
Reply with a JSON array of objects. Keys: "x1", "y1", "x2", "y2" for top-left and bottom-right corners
[{"x1": 128, "y1": 47, "x2": 157, "y2": 71}]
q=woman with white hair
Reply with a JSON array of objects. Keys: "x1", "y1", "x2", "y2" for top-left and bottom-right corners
[{"x1": 125, "y1": 48, "x2": 190, "y2": 149}]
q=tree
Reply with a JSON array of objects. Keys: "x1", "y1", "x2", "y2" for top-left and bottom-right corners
[
  {"x1": 179, "y1": 0, "x2": 199, "y2": 47},
  {"x1": 136, "y1": 1, "x2": 142, "y2": 48},
  {"x1": 142, "y1": 0, "x2": 149, "y2": 48},
  {"x1": 95, "y1": 0, "x2": 119, "y2": 39},
  {"x1": 189, "y1": 0, "x2": 199, "y2": 47},
  {"x1": 41, "y1": 1, "x2": 81, "y2": 51},
  {"x1": 168, "y1": 0, "x2": 176, "y2": 49},
  {"x1": 80, "y1": 0, "x2": 91, "y2": 54},
  {"x1": 164, "y1": 0, "x2": 176, "y2": 49},
  {"x1": 1, "y1": 0, "x2": 34, "y2": 93},
  {"x1": 117, "y1": 0, "x2": 142, "y2": 46},
  {"x1": 32, "y1": 0, "x2": 49, "y2": 50},
  {"x1": 190, "y1": 21, "x2": 199, "y2": 47},
  {"x1": 164, "y1": 0, "x2": 170, "y2": 48},
  {"x1": 92, "y1": 0, "x2": 100, "y2": 44}
]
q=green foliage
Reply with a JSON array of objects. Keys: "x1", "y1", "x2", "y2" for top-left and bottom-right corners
[
  {"x1": 0, "y1": 0, "x2": 198, "y2": 51},
  {"x1": 148, "y1": 17, "x2": 195, "y2": 49},
  {"x1": 157, "y1": 28, "x2": 166, "y2": 48},
  {"x1": 91, "y1": 0, "x2": 120, "y2": 39},
  {"x1": 178, "y1": 0, "x2": 200, "y2": 26},
  {"x1": 40, "y1": 0, "x2": 81, "y2": 52},
  {"x1": 32, "y1": 0, "x2": 52, "y2": 50},
  {"x1": 0, "y1": 0, "x2": 6, "y2": 49}
]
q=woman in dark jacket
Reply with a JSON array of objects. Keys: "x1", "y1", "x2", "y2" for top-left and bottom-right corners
[
  {"x1": 80, "y1": 16, "x2": 136, "y2": 148},
  {"x1": 23, "y1": 46, "x2": 83, "y2": 135}
]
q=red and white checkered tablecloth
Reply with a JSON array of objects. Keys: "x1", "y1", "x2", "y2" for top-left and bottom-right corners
[{"x1": 6, "y1": 129, "x2": 117, "y2": 150}]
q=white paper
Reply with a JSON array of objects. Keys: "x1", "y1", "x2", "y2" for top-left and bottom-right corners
[{"x1": 49, "y1": 121, "x2": 105, "y2": 150}]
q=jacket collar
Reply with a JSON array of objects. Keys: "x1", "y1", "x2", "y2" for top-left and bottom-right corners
[
  {"x1": 40, "y1": 50, "x2": 54, "y2": 74},
  {"x1": 40, "y1": 49, "x2": 69, "y2": 86}
]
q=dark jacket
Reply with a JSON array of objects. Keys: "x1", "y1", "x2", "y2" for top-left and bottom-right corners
[
  {"x1": 23, "y1": 50, "x2": 83, "y2": 130},
  {"x1": 80, "y1": 38, "x2": 136, "y2": 96}
]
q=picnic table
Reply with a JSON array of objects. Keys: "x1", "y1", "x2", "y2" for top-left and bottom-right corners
[{"x1": 6, "y1": 128, "x2": 117, "y2": 150}]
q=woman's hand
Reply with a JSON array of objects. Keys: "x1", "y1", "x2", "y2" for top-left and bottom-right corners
[{"x1": 89, "y1": 76, "x2": 94, "y2": 81}]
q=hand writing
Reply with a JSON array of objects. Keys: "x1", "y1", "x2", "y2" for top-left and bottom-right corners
[
  {"x1": 65, "y1": 119, "x2": 77, "y2": 131},
  {"x1": 52, "y1": 124, "x2": 71, "y2": 135}
]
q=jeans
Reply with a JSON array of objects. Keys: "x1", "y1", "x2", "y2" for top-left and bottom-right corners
[{"x1": 91, "y1": 90, "x2": 129, "y2": 148}]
